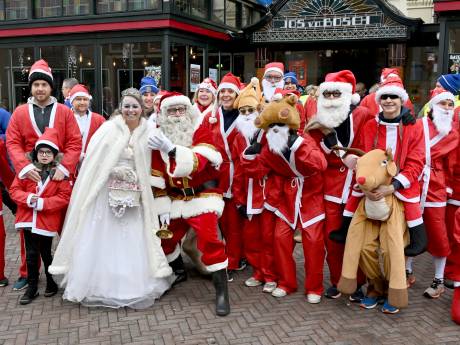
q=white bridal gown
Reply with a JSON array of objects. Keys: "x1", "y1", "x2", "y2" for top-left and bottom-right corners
[{"x1": 62, "y1": 146, "x2": 172, "y2": 308}]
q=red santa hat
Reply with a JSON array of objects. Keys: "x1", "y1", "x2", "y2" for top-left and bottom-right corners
[
  {"x1": 380, "y1": 68, "x2": 400, "y2": 82},
  {"x1": 154, "y1": 90, "x2": 168, "y2": 103},
  {"x1": 375, "y1": 76, "x2": 409, "y2": 102},
  {"x1": 198, "y1": 78, "x2": 218, "y2": 96},
  {"x1": 272, "y1": 87, "x2": 300, "y2": 101},
  {"x1": 29, "y1": 59, "x2": 53, "y2": 88},
  {"x1": 217, "y1": 72, "x2": 242, "y2": 95},
  {"x1": 69, "y1": 84, "x2": 92, "y2": 105},
  {"x1": 159, "y1": 91, "x2": 192, "y2": 111},
  {"x1": 319, "y1": 70, "x2": 360, "y2": 105},
  {"x1": 429, "y1": 87, "x2": 455, "y2": 109},
  {"x1": 35, "y1": 127, "x2": 60, "y2": 153},
  {"x1": 263, "y1": 62, "x2": 284, "y2": 77}
]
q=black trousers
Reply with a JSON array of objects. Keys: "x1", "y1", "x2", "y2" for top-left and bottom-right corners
[
  {"x1": 0, "y1": 182, "x2": 16, "y2": 215},
  {"x1": 23, "y1": 229, "x2": 53, "y2": 287}
]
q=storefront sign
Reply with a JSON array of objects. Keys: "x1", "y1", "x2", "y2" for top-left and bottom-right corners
[
  {"x1": 209, "y1": 68, "x2": 218, "y2": 82},
  {"x1": 449, "y1": 53, "x2": 460, "y2": 74},
  {"x1": 190, "y1": 64, "x2": 201, "y2": 92},
  {"x1": 253, "y1": 0, "x2": 409, "y2": 42}
]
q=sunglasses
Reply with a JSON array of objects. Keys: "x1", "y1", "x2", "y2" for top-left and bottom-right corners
[
  {"x1": 239, "y1": 107, "x2": 255, "y2": 115},
  {"x1": 380, "y1": 94, "x2": 400, "y2": 100},
  {"x1": 322, "y1": 91, "x2": 341, "y2": 98}
]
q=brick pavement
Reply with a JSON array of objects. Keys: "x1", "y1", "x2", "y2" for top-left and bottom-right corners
[{"x1": 1, "y1": 209, "x2": 460, "y2": 345}]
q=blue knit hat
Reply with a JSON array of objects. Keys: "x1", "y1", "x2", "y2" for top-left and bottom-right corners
[
  {"x1": 438, "y1": 74, "x2": 460, "y2": 95},
  {"x1": 139, "y1": 76, "x2": 159, "y2": 95},
  {"x1": 283, "y1": 72, "x2": 298, "y2": 85}
]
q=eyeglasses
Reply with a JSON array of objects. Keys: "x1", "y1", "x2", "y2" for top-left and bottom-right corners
[
  {"x1": 167, "y1": 106, "x2": 186, "y2": 115},
  {"x1": 322, "y1": 91, "x2": 342, "y2": 98},
  {"x1": 38, "y1": 149, "x2": 53, "y2": 157},
  {"x1": 239, "y1": 107, "x2": 255, "y2": 115},
  {"x1": 380, "y1": 94, "x2": 400, "y2": 100},
  {"x1": 265, "y1": 74, "x2": 282, "y2": 82}
]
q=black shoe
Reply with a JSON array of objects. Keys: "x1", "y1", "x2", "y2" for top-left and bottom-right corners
[
  {"x1": 329, "y1": 216, "x2": 352, "y2": 244},
  {"x1": 0, "y1": 278, "x2": 8, "y2": 287},
  {"x1": 227, "y1": 270, "x2": 237, "y2": 282},
  {"x1": 44, "y1": 277, "x2": 58, "y2": 297},
  {"x1": 404, "y1": 224, "x2": 427, "y2": 257},
  {"x1": 325, "y1": 285, "x2": 342, "y2": 299},
  {"x1": 235, "y1": 258, "x2": 248, "y2": 271},
  {"x1": 212, "y1": 269, "x2": 230, "y2": 316},
  {"x1": 170, "y1": 255, "x2": 188, "y2": 286},
  {"x1": 19, "y1": 287, "x2": 38, "y2": 305},
  {"x1": 349, "y1": 286, "x2": 365, "y2": 303},
  {"x1": 445, "y1": 279, "x2": 454, "y2": 289}
]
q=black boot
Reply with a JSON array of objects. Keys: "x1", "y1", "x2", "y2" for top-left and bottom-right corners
[
  {"x1": 44, "y1": 273, "x2": 58, "y2": 297},
  {"x1": 329, "y1": 216, "x2": 352, "y2": 244},
  {"x1": 404, "y1": 223, "x2": 427, "y2": 257},
  {"x1": 212, "y1": 269, "x2": 230, "y2": 316},
  {"x1": 170, "y1": 255, "x2": 187, "y2": 286},
  {"x1": 19, "y1": 281, "x2": 38, "y2": 305}
]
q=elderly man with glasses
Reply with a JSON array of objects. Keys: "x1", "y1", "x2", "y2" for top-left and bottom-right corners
[{"x1": 262, "y1": 62, "x2": 285, "y2": 103}]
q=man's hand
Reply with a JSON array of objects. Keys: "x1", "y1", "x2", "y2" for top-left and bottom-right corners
[
  {"x1": 52, "y1": 169, "x2": 65, "y2": 181},
  {"x1": 244, "y1": 142, "x2": 262, "y2": 155},
  {"x1": 30, "y1": 194, "x2": 38, "y2": 207},
  {"x1": 363, "y1": 185, "x2": 395, "y2": 201},
  {"x1": 26, "y1": 169, "x2": 41, "y2": 183},
  {"x1": 148, "y1": 131, "x2": 175, "y2": 153}
]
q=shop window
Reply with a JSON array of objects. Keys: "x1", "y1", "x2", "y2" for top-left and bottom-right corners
[
  {"x1": 127, "y1": 0, "x2": 160, "y2": 11},
  {"x1": 10, "y1": 48, "x2": 34, "y2": 108},
  {"x1": 191, "y1": 0, "x2": 207, "y2": 18},
  {"x1": 63, "y1": 0, "x2": 91, "y2": 15},
  {"x1": 242, "y1": 5, "x2": 252, "y2": 27},
  {"x1": 212, "y1": 0, "x2": 224, "y2": 24},
  {"x1": 97, "y1": 0, "x2": 126, "y2": 13},
  {"x1": 170, "y1": 44, "x2": 186, "y2": 94},
  {"x1": 132, "y1": 42, "x2": 162, "y2": 89},
  {"x1": 65, "y1": 45, "x2": 96, "y2": 103},
  {"x1": 448, "y1": 28, "x2": 460, "y2": 74},
  {"x1": 5, "y1": 0, "x2": 28, "y2": 19},
  {"x1": 0, "y1": 2, "x2": 4, "y2": 20},
  {"x1": 35, "y1": 0, "x2": 62, "y2": 18},
  {"x1": 40, "y1": 46, "x2": 68, "y2": 99},
  {"x1": 225, "y1": 0, "x2": 236, "y2": 27}
]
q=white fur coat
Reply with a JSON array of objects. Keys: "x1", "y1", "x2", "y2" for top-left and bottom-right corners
[{"x1": 49, "y1": 116, "x2": 172, "y2": 279}]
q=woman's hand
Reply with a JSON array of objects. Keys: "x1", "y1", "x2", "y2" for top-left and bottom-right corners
[{"x1": 363, "y1": 185, "x2": 395, "y2": 201}]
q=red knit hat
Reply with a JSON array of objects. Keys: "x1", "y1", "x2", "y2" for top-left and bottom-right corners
[
  {"x1": 69, "y1": 84, "x2": 92, "y2": 105},
  {"x1": 29, "y1": 59, "x2": 53, "y2": 88},
  {"x1": 320, "y1": 70, "x2": 360, "y2": 105},
  {"x1": 198, "y1": 78, "x2": 218, "y2": 96},
  {"x1": 35, "y1": 127, "x2": 60, "y2": 152},
  {"x1": 380, "y1": 68, "x2": 400, "y2": 82},
  {"x1": 264, "y1": 62, "x2": 284, "y2": 77},
  {"x1": 375, "y1": 76, "x2": 408, "y2": 102},
  {"x1": 429, "y1": 87, "x2": 455, "y2": 109},
  {"x1": 217, "y1": 73, "x2": 242, "y2": 95}
]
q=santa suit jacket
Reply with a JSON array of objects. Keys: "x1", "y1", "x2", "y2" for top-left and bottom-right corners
[
  {"x1": 7, "y1": 99, "x2": 82, "y2": 178},
  {"x1": 150, "y1": 125, "x2": 225, "y2": 220},
  {"x1": 241, "y1": 133, "x2": 327, "y2": 229},
  {"x1": 192, "y1": 103, "x2": 213, "y2": 127},
  {"x1": 360, "y1": 92, "x2": 415, "y2": 116},
  {"x1": 201, "y1": 107, "x2": 240, "y2": 198},
  {"x1": 232, "y1": 130, "x2": 266, "y2": 215},
  {"x1": 420, "y1": 116, "x2": 459, "y2": 210},
  {"x1": 10, "y1": 174, "x2": 71, "y2": 236},
  {"x1": 78, "y1": 111, "x2": 105, "y2": 162},
  {"x1": 447, "y1": 108, "x2": 460, "y2": 206},
  {"x1": 310, "y1": 105, "x2": 373, "y2": 205}
]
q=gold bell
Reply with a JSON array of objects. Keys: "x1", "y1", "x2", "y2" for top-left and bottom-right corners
[{"x1": 156, "y1": 223, "x2": 173, "y2": 239}]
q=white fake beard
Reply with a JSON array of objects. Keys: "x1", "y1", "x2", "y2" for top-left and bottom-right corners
[
  {"x1": 432, "y1": 104, "x2": 454, "y2": 136},
  {"x1": 235, "y1": 112, "x2": 259, "y2": 140},
  {"x1": 266, "y1": 125, "x2": 289, "y2": 155},
  {"x1": 315, "y1": 93, "x2": 352, "y2": 129},
  {"x1": 262, "y1": 79, "x2": 285, "y2": 102},
  {"x1": 158, "y1": 113, "x2": 195, "y2": 147}
]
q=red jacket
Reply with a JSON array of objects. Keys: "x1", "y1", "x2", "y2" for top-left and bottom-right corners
[
  {"x1": 447, "y1": 107, "x2": 460, "y2": 206},
  {"x1": 241, "y1": 133, "x2": 327, "y2": 229},
  {"x1": 10, "y1": 175, "x2": 72, "y2": 236}
]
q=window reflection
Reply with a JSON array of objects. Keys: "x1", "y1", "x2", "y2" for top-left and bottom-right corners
[
  {"x1": 5, "y1": 0, "x2": 28, "y2": 20},
  {"x1": 63, "y1": 0, "x2": 91, "y2": 16}
]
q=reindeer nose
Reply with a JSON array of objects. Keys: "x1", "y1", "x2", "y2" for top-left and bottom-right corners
[{"x1": 357, "y1": 176, "x2": 366, "y2": 185}]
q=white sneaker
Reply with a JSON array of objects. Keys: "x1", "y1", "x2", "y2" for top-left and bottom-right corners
[
  {"x1": 244, "y1": 277, "x2": 263, "y2": 287},
  {"x1": 263, "y1": 282, "x2": 277, "y2": 293},
  {"x1": 307, "y1": 293, "x2": 321, "y2": 304},
  {"x1": 271, "y1": 287, "x2": 287, "y2": 298}
]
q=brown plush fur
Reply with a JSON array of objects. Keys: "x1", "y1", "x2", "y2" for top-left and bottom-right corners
[{"x1": 254, "y1": 94, "x2": 300, "y2": 130}]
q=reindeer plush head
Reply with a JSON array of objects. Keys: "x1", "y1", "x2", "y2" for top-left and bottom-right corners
[
  {"x1": 355, "y1": 148, "x2": 397, "y2": 191},
  {"x1": 254, "y1": 94, "x2": 300, "y2": 131}
]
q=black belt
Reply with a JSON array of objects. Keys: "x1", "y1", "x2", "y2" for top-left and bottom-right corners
[{"x1": 170, "y1": 185, "x2": 205, "y2": 197}]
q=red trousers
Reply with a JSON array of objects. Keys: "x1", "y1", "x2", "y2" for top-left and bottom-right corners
[
  {"x1": 162, "y1": 213, "x2": 227, "y2": 272},
  {"x1": 260, "y1": 210, "x2": 277, "y2": 283},
  {"x1": 424, "y1": 206, "x2": 450, "y2": 257},
  {"x1": 0, "y1": 214, "x2": 5, "y2": 280},
  {"x1": 446, "y1": 205, "x2": 460, "y2": 282},
  {"x1": 219, "y1": 198, "x2": 244, "y2": 270},
  {"x1": 274, "y1": 217, "x2": 324, "y2": 295},
  {"x1": 324, "y1": 201, "x2": 345, "y2": 286}
]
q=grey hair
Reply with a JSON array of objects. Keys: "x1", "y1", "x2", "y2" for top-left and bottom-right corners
[{"x1": 62, "y1": 78, "x2": 79, "y2": 89}]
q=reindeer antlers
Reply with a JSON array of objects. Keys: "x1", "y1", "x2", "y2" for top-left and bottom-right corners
[{"x1": 331, "y1": 145, "x2": 366, "y2": 157}]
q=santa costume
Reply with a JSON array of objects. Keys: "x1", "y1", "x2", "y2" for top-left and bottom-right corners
[
  {"x1": 262, "y1": 62, "x2": 285, "y2": 103},
  {"x1": 68, "y1": 84, "x2": 105, "y2": 178},
  {"x1": 306, "y1": 70, "x2": 372, "y2": 298},
  {"x1": 193, "y1": 78, "x2": 217, "y2": 124},
  {"x1": 149, "y1": 92, "x2": 230, "y2": 316},
  {"x1": 201, "y1": 73, "x2": 246, "y2": 271},
  {"x1": 241, "y1": 93, "x2": 327, "y2": 303}
]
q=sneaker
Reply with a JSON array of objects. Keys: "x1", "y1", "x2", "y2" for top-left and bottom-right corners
[
  {"x1": 262, "y1": 282, "x2": 277, "y2": 293},
  {"x1": 406, "y1": 270, "x2": 416, "y2": 288},
  {"x1": 13, "y1": 277, "x2": 28, "y2": 291},
  {"x1": 271, "y1": 287, "x2": 288, "y2": 298},
  {"x1": 0, "y1": 278, "x2": 8, "y2": 287},
  {"x1": 307, "y1": 293, "x2": 321, "y2": 304},
  {"x1": 349, "y1": 286, "x2": 364, "y2": 303},
  {"x1": 424, "y1": 278, "x2": 445, "y2": 299},
  {"x1": 324, "y1": 285, "x2": 341, "y2": 299},
  {"x1": 235, "y1": 259, "x2": 248, "y2": 271},
  {"x1": 244, "y1": 277, "x2": 263, "y2": 287},
  {"x1": 19, "y1": 287, "x2": 38, "y2": 305},
  {"x1": 227, "y1": 270, "x2": 237, "y2": 282},
  {"x1": 44, "y1": 279, "x2": 58, "y2": 298},
  {"x1": 360, "y1": 296, "x2": 384, "y2": 309},
  {"x1": 381, "y1": 300, "x2": 400, "y2": 314}
]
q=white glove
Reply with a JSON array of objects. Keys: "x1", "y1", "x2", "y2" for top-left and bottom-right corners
[
  {"x1": 159, "y1": 213, "x2": 170, "y2": 226},
  {"x1": 148, "y1": 131, "x2": 175, "y2": 153}
]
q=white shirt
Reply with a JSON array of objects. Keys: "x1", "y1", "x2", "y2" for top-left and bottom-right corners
[{"x1": 74, "y1": 112, "x2": 89, "y2": 136}]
